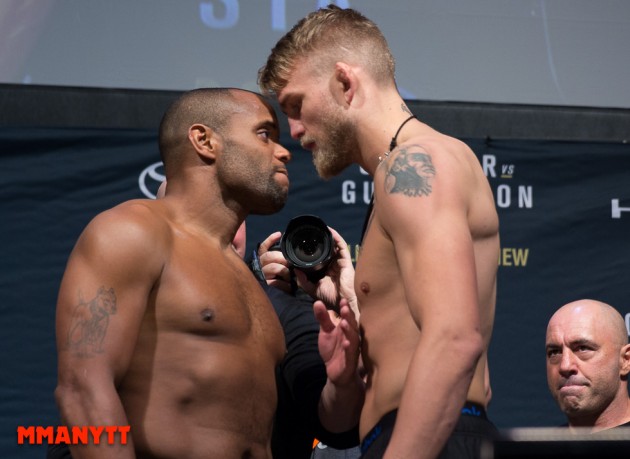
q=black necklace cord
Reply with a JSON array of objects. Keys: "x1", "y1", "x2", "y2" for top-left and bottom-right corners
[{"x1": 388, "y1": 114, "x2": 416, "y2": 153}]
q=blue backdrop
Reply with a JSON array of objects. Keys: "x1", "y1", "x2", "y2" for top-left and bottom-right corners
[{"x1": 1, "y1": 127, "x2": 629, "y2": 458}]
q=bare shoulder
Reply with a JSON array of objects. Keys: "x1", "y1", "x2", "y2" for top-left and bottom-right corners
[
  {"x1": 94, "y1": 198, "x2": 166, "y2": 224},
  {"x1": 89, "y1": 199, "x2": 167, "y2": 236},
  {"x1": 379, "y1": 129, "x2": 487, "y2": 196},
  {"x1": 377, "y1": 133, "x2": 457, "y2": 198},
  {"x1": 413, "y1": 131, "x2": 480, "y2": 174},
  {"x1": 75, "y1": 199, "x2": 170, "y2": 269},
  {"x1": 374, "y1": 129, "x2": 496, "y2": 240}
]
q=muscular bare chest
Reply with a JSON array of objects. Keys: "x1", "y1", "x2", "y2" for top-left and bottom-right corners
[
  {"x1": 356, "y1": 216, "x2": 417, "y2": 336},
  {"x1": 153, "y1": 239, "x2": 284, "y2": 358},
  {"x1": 355, "y1": 216, "x2": 402, "y2": 310}
]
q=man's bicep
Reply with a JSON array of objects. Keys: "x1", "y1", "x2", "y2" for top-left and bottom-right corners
[
  {"x1": 390, "y1": 203, "x2": 479, "y2": 329},
  {"x1": 56, "y1": 219, "x2": 154, "y2": 383}
]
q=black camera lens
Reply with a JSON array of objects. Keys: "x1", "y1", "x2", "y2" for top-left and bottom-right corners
[
  {"x1": 291, "y1": 227, "x2": 327, "y2": 262},
  {"x1": 280, "y1": 215, "x2": 333, "y2": 281}
]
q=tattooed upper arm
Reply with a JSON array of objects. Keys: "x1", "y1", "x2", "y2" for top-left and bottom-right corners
[
  {"x1": 66, "y1": 286, "x2": 117, "y2": 358},
  {"x1": 383, "y1": 145, "x2": 436, "y2": 197},
  {"x1": 58, "y1": 203, "x2": 161, "y2": 362}
]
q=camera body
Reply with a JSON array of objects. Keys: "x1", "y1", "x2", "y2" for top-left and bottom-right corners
[{"x1": 279, "y1": 215, "x2": 334, "y2": 282}]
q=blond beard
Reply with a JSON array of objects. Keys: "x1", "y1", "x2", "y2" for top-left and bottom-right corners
[{"x1": 309, "y1": 110, "x2": 357, "y2": 180}]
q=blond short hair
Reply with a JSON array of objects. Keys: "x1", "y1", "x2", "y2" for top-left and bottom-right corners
[{"x1": 258, "y1": 4, "x2": 395, "y2": 95}]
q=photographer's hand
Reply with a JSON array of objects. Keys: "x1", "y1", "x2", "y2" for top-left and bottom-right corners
[
  {"x1": 296, "y1": 227, "x2": 358, "y2": 318},
  {"x1": 257, "y1": 231, "x2": 293, "y2": 293}
]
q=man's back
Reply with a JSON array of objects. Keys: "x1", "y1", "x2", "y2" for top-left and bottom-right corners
[{"x1": 355, "y1": 124, "x2": 499, "y2": 439}]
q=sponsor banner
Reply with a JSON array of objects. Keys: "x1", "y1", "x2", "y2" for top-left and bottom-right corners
[{"x1": 1, "y1": 127, "x2": 629, "y2": 457}]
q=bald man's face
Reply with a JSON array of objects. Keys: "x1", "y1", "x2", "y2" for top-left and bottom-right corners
[
  {"x1": 545, "y1": 303, "x2": 627, "y2": 422},
  {"x1": 219, "y1": 91, "x2": 290, "y2": 215}
]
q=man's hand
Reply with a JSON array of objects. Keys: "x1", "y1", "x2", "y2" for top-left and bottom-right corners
[
  {"x1": 314, "y1": 299, "x2": 361, "y2": 385},
  {"x1": 315, "y1": 297, "x2": 365, "y2": 433}
]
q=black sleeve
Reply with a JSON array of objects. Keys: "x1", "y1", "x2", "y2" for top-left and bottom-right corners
[{"x1": 262, "y1": 283, "x2": 359, "y2": 450}]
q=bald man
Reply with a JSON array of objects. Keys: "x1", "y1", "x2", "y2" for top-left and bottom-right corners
[
  {"x1": 53, "y1": 88, "x2": 290, "y2": 458},
  {"x1": 545, "y1": 299, "x2": 630, "y2": 431}
]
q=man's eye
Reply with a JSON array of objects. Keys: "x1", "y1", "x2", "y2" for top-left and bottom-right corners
[
  {"x1": 258, "y1": 130, "x2": 271, "y2": 140},
  {"x1": 287, "y1": 101, "x2": 301, "y2": 118},
  {"x1": 547, "y1": 349, "x2": 560, "y2": 358}
]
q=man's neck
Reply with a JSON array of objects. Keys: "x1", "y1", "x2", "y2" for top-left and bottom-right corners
[{"x1": 570, "y1": 398, "x2": 630, "y2": 432}]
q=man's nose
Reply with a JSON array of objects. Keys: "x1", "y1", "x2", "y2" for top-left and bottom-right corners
[
  {"x1": 275, "y1": 143, "x2": 291, "y2": 163},
  {"x1": 288, "y1": 118, "x2": 305, "y2": 140},
  {"x1": 559, "y1": 350, "x2": 577, "y2": 375}
]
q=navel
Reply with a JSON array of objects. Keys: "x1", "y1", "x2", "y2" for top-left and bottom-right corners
[
  {"x1": 200, "y1": 308, "x2": 214, "y2": 322},
  {"x1": 360, "y1": 281, "x2": 370, "y2": 294}
]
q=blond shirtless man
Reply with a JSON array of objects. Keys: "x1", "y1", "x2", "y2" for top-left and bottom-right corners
[
  {"x1": 54, "y1": 88, "x2": 290, "y2": 458},
  {"x1": 258, "y1": 6, "x2": 500, "y2": 458}
]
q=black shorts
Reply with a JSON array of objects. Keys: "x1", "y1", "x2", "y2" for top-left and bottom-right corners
[{"x1": 360, "y1": 402, "x2": 498, "y2": 459}]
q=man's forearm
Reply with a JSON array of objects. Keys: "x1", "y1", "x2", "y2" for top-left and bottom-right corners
[
  {"x1": 384, "y1": 333, "x2": 482, "y2": 459},
  {"x1": 56, "y1": 384, "x2": 136, "y2": 459},
  {"x1": 318, "y1": 372, "x2": 365, "y2": 433}
]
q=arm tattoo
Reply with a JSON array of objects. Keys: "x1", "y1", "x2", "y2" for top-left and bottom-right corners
[
  {"x1": 67, "y1": 286, "x2": 117, "y2": 357},
  {"x1": 384, "y1": 146, "x2": 436, "y2": 197}
]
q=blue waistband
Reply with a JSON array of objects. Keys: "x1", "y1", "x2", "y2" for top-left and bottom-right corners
[{"x1": 360, "y1": 402, "x2": 487, "y2": 453}]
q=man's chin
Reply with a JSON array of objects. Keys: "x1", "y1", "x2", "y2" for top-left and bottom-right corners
[
  {"x1": 313, "y1": 155, "x2": 340, "y2": 180},
  {"x1": 314, "y1": 165, "x2": 327, "y2": 179},
  {"x1": 250, "y1": 192, "x2": 288, "y2": 215},
  {"x1": 250, "y1": 203, "x2": 286, "y2": 216},
  {"x1": 559, "y1": 395, "x2": 584, "y2": 414},
  {"x1": 314, "y1": 165, "x2": 336, "y2": 180}
]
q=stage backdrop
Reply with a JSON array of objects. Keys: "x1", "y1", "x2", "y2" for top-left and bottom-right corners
[{"x1": 1, "y1": 126, "x2": 629, "y2": 458}]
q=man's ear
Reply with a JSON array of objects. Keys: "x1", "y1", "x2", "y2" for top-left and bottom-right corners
[
  {"x1": 620, "y1": 343, "x2": 630, "y2": 377},
  {"x1": 188, "y1": 123, "x2": 220, "y2": 161},
  {"x1": 332, "y1": 62, "x2": 357, "y2": 106}
]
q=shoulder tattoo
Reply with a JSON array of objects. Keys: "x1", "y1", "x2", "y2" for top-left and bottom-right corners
[
  {"x1": 66, "y1": 286, "x2": 117, "y2": 357},
  {"x1": 384, "y1": 146, "x2": 436, "y2": 197}
]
